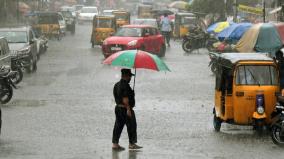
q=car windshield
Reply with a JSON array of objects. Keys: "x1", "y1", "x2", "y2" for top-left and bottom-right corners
[
  {"x1": 75, "y1": 6, "x2": 83, "y2": 11},
  {"x1": 114, "y1": 27, "x2": 142, "y2": 37},
  {"x1": 38, "y1": 15, "x2": 58, "y2": 24},
  {"x1": 236, "y1": 65, "x2": 278, "y2": 85},
  {"x1": 96, "y1": 19, "x2": 113, "y2": 28},
  {"x1": 0, "y1": 31, "x2": 28, "y2": 43},
  {"x1": 81, "y1": 8, "x2": 98, "y2": 13},
  {"x1": 134, "y1": 19, "x2": 157, "y2": 27}
]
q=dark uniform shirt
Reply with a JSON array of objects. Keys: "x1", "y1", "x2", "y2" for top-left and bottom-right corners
[{"x1": 113, "y1": 79, "x2": 135, "y2": 108}]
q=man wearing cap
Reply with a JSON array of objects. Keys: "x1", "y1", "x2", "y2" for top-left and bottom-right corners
[{"x1": 112, "y1": 69, "x2": 143, "y2": 150}]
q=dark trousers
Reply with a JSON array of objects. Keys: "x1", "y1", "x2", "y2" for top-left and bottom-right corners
[
  {"x1": 112, "y1": 106, "x2": 137, "y2": 144},
  {"x1": 162, "y1": 31, "x2": 171, "y2": 45}
]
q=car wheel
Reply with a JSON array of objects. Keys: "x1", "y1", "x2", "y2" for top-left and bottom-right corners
[
  {"x1": 26, "y1": 58, "x2": 34, "y2": 73},
  {"x1": 158, "y1": 44, "x2": 166, "y2": 57}
]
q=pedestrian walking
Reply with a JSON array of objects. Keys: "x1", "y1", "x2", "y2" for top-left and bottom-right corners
[
  {"x1": 112, "y1": 69, "x2": 142, "y2": 151},
  {"x1": 160, "y1": 13, "x2": 173, "y2": 47}
]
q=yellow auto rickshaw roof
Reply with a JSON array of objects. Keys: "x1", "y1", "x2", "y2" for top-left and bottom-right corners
[{"x1": 217, "y1": 53, "x2": 274, "y2": 69}]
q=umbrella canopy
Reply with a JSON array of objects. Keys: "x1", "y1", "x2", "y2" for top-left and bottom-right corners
[
  {"x1": 103, "y1": 50, "x2": 170, "y2": 72},
  {"x1": 236, "y1": 23, "x2": 283, "y2": 54},
  {"x1": 217, "y1": 23, "x2": 252, "y2": 41},
  {"x1": 207, "y1": 21, "x2": 233, "y2": 34},
  {"x1": 168, "y1": 1, "x2": 189, "y2": 10},
  {"x1": 103, "y1": 50, "x2": 170, "y2": 89}
]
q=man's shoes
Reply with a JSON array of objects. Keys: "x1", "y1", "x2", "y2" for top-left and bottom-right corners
[
  {"x1": 129, "y1": 144, "x2": 143, "y2": 150},
  {"x1": 167, "y1": 43, "x2": 171, "y2": 47},
  {"x1": 112, "y1": 145, "x2": 125, "y2": 151}
]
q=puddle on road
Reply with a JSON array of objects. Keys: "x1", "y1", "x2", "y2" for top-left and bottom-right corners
[
  {"x1": 66, "y1": 67, "x2": 92, "y2": 76},
  {"x1": 4, "y1": 99, "x2": 46, "y2": 107}
]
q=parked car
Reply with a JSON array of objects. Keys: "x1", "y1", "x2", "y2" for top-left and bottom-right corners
[
  {"x1": 133, "y1": 18, "x2": 159, "y2": 28},
  {"x1": 0, "y1": 26, "x2": 38, "y2": 73},
  {"x1": 78, "y1": 6, "x2": 99, "y2": 24},
  {"x1": 102, "y1": 25, "x2": 166, "y2": 58},
  {"x1": 60, "y1": 11, "x2": 76, "y2": 34},
  {"x1": 0, "y1": 37, "x2": 11, "y2": 67}
]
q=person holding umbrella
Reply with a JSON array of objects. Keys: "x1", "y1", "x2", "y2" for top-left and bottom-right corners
[
  {"x1": 112, "y1": 69, "x2": 143, "y2": 151},
  {"x1": 160, "y1": 13, "x2": 173, "y2": 47}
]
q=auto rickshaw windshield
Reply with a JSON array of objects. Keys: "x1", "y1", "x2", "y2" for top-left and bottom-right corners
[
  {"x1": 38, "y1": 16, "x2": 58, "y2": 24},
  {"x1": 115, "y1": 13, "x2": 128, "y2": 20},
  {"x1": 236, "y1": 65, "x2": 278, "y2": 85},
  {"x1": 96, "y1": 19, "x2": 113, "y2": 28},
  {"x1": 61, "y1": 12, "x2": 73, "y2": 18},
  {"x1": 181, "y1": 17, "x2": 196, "y2": 25}
]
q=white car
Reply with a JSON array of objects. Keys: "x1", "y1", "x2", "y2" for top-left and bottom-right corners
[{"x1": 78, "y1": 6, "x2": 99, "y2": 23}]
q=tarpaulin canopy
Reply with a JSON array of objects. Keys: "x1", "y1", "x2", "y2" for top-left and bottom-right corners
[
  {"x1": 236, "y1": 23, "x2": 283, "y2": 55},
  {"x1": 207, "y1": 21, "x2": 234, "y2": 34},
  {"x1": 217, "y1": 23, "x2": 252, "y2": 41},
  {"x1": 255, "y1": 23, "x2": 282, "y2": 54}
]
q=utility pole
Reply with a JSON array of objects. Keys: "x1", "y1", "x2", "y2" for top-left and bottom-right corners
[
  {"x1": 263, "y1": 0, "x2": 266, "y2": 22},
  {"x1": 233, "y1": 0, "x2": 238, "y2": 22}
]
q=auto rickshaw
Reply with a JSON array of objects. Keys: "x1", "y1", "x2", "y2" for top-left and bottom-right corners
[
  {"x1": 91, "y1": 15, "x2": 117, "y2": 47},
  {"x1": 137, "y1": 4, "x2": 153, "y2": 19},
  {"x1": 112, "y1": 10, "x2": 130, "y2": 28},
  {"x1": 173, "y1": 12, "x2": 197, "y2": 38},
  {"x1": 213, "y1": 53, "x2": 280, "y2": 132},
  {"x1": 32, "y1": 12, "x2": 62, "y2": 40}
]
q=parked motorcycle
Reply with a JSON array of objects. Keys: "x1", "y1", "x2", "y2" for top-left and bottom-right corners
[
  {"x1": 0, "y1": 66, "x2": 17, "y2": 104},
  {"x1": 271, "y1": 96, "x2": 284, "y2": 146},
  {"x1": 182, "y1": 29, "x2": 217, "y2": 53},
  {"x1": 11, "y1": 57, "x2": 24, "y2": 84}
]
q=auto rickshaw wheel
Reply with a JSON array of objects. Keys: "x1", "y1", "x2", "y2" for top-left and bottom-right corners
[
  {"x1": 213, "y1": 114, "x2": 222, "y2": 132},
  {"x1": 71, "y1": 25, "x2": 75, "y2": 35},
  {"x1": 254, "y1": 119, "x2": 265, "y2": 135}
]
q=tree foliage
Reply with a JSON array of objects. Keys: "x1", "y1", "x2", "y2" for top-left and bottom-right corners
[{"x1": 189, "y1": 0, "x2": 263, "y2": 17}]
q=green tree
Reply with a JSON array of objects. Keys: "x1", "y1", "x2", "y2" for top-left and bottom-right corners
[{"x1": 189, "y1": 0, "x2": 264, "y2": 19}]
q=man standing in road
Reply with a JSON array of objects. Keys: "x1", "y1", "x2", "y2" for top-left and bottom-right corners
[
  {"x1": 160, "y1": 13, "x2": 173, "y2": 47},
  {"x1": 112, "y1": 69, "x2": 142, "y2": 151}
]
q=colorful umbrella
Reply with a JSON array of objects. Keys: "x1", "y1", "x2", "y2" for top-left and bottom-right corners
[
  {"x1": 168, "y1": 1, "x2": 189, "y2": 10},
  {"x1": 217, "y1": 23, "x2": 252, "y2": 41},
  {"x1": 207, "y1": 21, "x2": 233, "y2": 34},
  {"x1": 103, "y1": 50, "x2": 170, "y2": 88},
  {"x1": 236, "y1": 23, "x2": 283, "y2": 55}
]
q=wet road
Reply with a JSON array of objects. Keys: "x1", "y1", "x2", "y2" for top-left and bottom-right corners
[{"x1": 0, "y1": 24, "x2": 283, "y2": 159}]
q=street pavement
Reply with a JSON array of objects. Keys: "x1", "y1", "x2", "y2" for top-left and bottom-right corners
[{"x1": 0, "y1": 24, "x2": 283, "y2": 159}]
